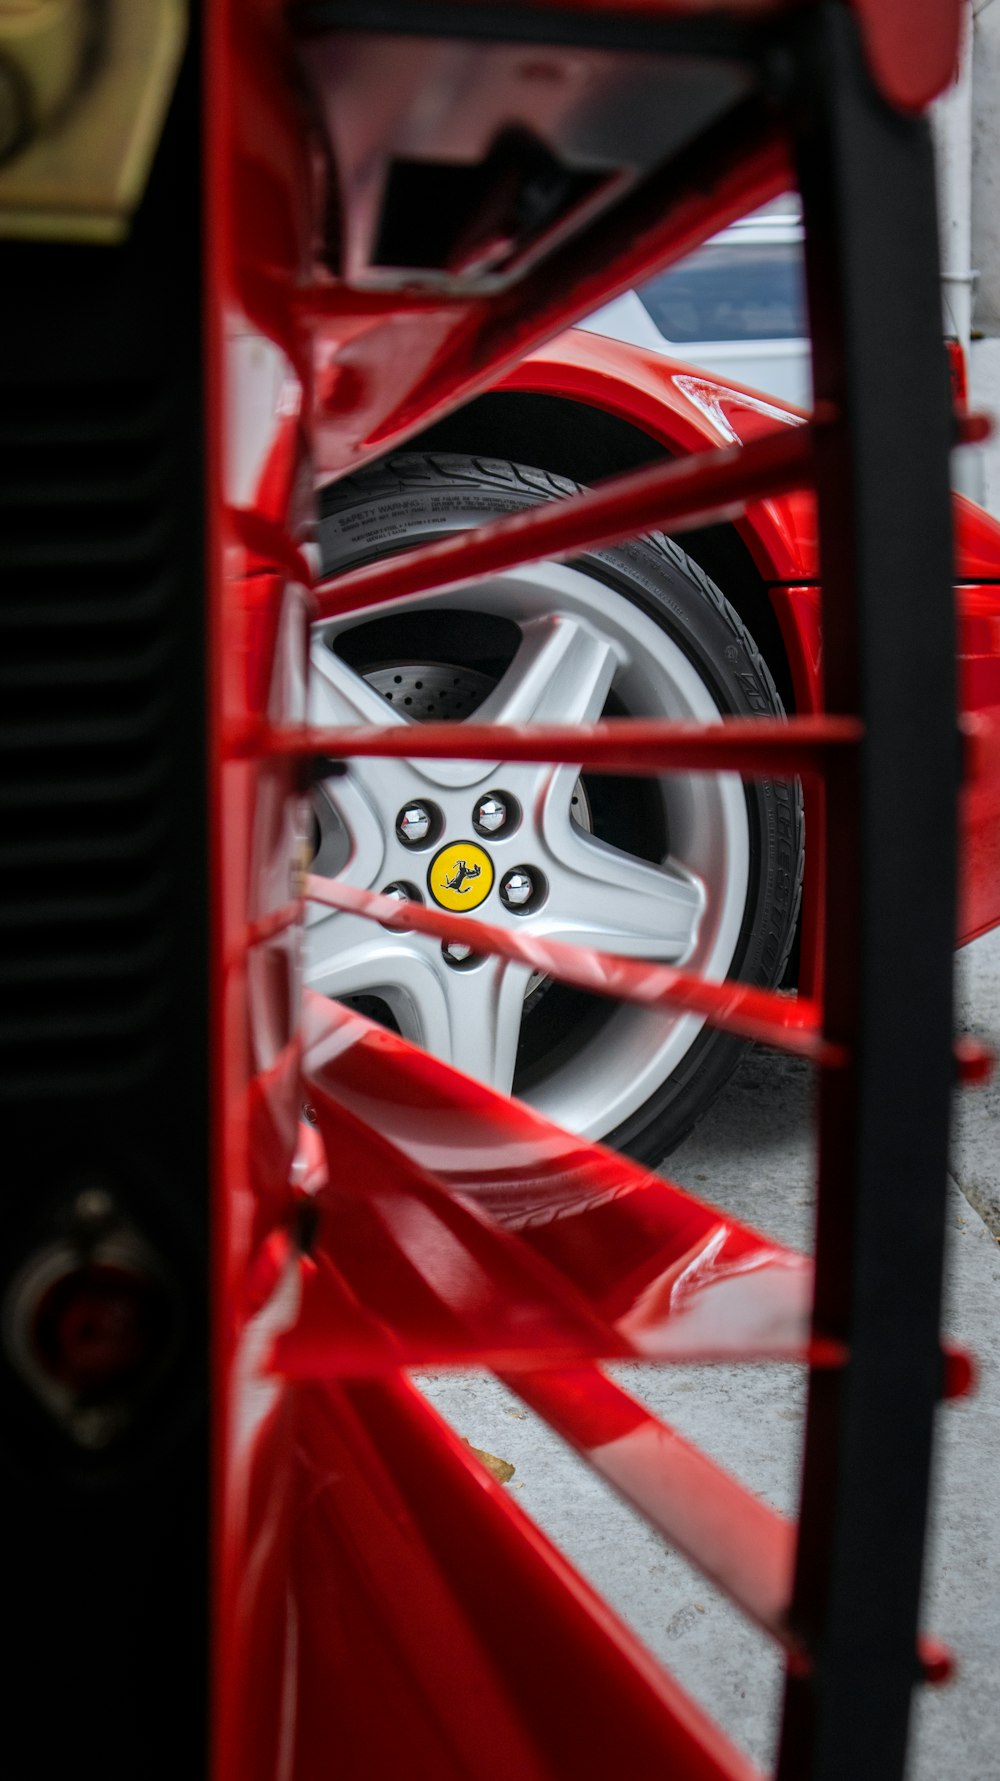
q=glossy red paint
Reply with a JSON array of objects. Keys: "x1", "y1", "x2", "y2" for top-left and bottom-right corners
[
  {"x1": 243, "y1": 711, "x2": 859, "y2": 774},
  {"x1": 489, "y1": 329, "x2": 821, "y2": 581},
  {"x1": 955, "y1": 495, "x2": 1000, "y2": 581},
  {"x1": 493, "y1": 2, "x2": 964, "y2": 114},
  {"x1": 495, "y1": 330, "x2": 1000, "y2": 586},
  {"x1": 311, "y1": 326, "x2": 996, "y2": 966},
  {"x1": 962, "y1": 702, "x2": 1000, "y2": 941},
  {"x1": 270, "y1": 695, "x2": 849, "y2": 1002},
  {"x1": 510, "y1": 1360, "x2": 945, "y2": 1688},
  {"x1": 203, "y1": 4, "x2": 975, "y2": 1777},
  {"x1": 299, "y1": 7, "x2": 1000, "y2": 958},
  {"x1": 306, "y1": 129, "x2": 793, "y2": 469},
  {"x1": 285, "y1": 997, "x2": 955, "y2": 1693},
  {"x1": 280, "y1": 989, "x2": 819, "y2": 1373},
  {"x1": 205, "y1": 13, "x2": 798, "y2": 1773},
  {"x1": 290, "y1": 1368, "x2": 765, "y2": 1781},
  {"x1": 850, "y1": 0, "x2": 963, "y2": 112},
  {"x1": 303, "y1": 875, "x2": 983, "y2": 1084},
  {"x1": 205, "y1": 5, "x2": 316, "y2": 1778},
  {"x1": 490, "y1": 332, "x2": 1000, "y2": 954},
  {"x1": 303, "y1": 873, "x2": 839, "y2": 1061},
  {"x1": 510, "y1": 1363, "x2": 799, "y2": 1647},
  {"x1": 205, "y1": 16, "x2": 818, "y2": 1771},
  {"x1": 313, "y1": 421, "x2": 818, "y2": 620}
]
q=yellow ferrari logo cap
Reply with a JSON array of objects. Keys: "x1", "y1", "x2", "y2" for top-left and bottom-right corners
[{"x1": 428, "y1": 841, "x2": 494, "y2": 911}]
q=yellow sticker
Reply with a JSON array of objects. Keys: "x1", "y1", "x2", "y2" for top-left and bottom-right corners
[{"x1": 428, "y1": 841, "x2": 494, "y2": 912}]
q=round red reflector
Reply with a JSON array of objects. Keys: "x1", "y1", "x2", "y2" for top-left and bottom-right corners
[{"x1": 30, "y1": 1263, "x2": 170, "y2": 1397}]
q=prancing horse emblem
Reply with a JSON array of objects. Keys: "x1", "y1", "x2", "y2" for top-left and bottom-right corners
[
  {"x1": 444, "y1": 859, "x2": 481, "y2": 895},
  {"x1": 428, "y1": 840, "x2": 493, "y2": 911}
]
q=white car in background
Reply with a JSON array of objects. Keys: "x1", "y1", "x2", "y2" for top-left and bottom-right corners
[{"x1": 581, "y1": 197, "x2": 811, "y2": 410}]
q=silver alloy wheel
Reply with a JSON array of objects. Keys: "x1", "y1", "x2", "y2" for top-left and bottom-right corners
[{"x1": 305, "y1": 560, "x2": 750, "y2": 1142}]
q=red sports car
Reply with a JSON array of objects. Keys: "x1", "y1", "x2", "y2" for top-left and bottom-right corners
[{"x1": 306, "y1": 327, "x2": 1000, "y2": 1161}]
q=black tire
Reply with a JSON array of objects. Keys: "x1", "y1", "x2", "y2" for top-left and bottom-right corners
[{"x1": 317, "y1": 452, "x2": 804, "y2": 1165}]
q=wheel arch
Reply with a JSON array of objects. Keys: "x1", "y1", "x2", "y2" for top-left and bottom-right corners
[{"x1": 403, "y1": 387, "x2": 800, "y2": 716}]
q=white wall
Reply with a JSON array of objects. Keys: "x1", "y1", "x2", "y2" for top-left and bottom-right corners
[
  {"x1": 969, "y1": 0, "x2": 1000, "y2": 514},
  {"x1": 930, "y1": 2, "x2": 1000, "y2": 516}
]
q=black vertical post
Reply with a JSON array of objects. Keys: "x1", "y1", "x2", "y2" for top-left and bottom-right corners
[
  {"x1": 0, "y1": 24, "x2": 210, "y2": 1781},
  {"x1": 778, "y1": 8, "x2": 957, "y2": 1778}
]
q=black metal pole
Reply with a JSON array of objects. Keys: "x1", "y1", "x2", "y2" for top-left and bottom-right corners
[{"x1": 779, "y1": 8, "x2": 958, "y2": 1777}]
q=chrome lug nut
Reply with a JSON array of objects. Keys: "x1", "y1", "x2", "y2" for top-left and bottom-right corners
[
  {"x1": 500, "y1": 868, "x2": 534, "y2": 909},
  {"x1": 475, "y1": 794, "x2": 507, "y2": 834},
  {"x1": 378, "y1": 881, "x2": 419, "y2": 929},
  {"x1": 442, "y1": 940, "x2": 474, "y2": 964},
  {"x1": 397, "y1": 803, "x2": 431, "y2": 844}
]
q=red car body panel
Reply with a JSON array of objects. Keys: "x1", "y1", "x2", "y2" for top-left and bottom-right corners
[
  {"x1": 207, "y1": 23, "x2": 803, "y2": 1766},
  {"x1": 488, "y1": 328, "x2": 1000, "y2": 952},
  {"x1": 311, "y1": 317, "x2": 1000, "y2": 965},
  {"x1": 194, "y1": 4, "x2": 978, "y2": 1776},
  {"x1": 497, "y1": 328, "x2": 1000, "y2": 584}
]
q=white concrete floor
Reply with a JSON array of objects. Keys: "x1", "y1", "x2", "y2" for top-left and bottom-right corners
[{"x1": 417, "y1": 928, "x2": 1000, "y2": 1778}]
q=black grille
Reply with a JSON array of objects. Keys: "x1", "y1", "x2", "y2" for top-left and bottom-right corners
[
  {"x1": 0, "y1": 383, "x2": 177, "y2": 1094},
  {"x1": 0, "y1": 29, "x2": 210, "y2": 1781}
]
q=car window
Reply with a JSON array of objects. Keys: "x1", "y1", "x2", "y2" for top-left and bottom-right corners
[{"x1": 637, "y1": 240, "x2": 808, "y2": 344}]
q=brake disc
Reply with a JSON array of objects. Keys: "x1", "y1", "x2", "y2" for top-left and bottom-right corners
[{"x1": 365, "y1": 661, "x2": 496, "y2": 721}]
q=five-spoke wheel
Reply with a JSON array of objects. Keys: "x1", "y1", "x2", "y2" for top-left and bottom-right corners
[{"x1": 308, "y1": 455, "x2": 802, "y2": 1160}]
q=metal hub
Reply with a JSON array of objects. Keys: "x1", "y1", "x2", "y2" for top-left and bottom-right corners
[{"x1": 427, "y1": 840, "x2": 495, "y2": 911}]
